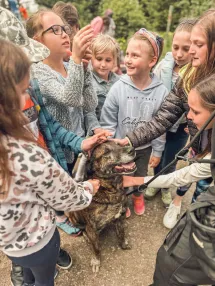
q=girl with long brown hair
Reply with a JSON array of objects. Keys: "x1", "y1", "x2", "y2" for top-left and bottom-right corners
[{"x1": 0, "y1": 39, "x2": 100, "y2": 286}]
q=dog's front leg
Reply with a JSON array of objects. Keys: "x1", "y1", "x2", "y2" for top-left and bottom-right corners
[
  {"x1": 84, "y1": 225, "x2": 101, "y2": 273},
  {"x1": 115, "y1": 217, "x2": 131, "y2": 250}
]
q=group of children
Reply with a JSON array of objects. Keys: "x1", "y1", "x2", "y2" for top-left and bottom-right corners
[{"x1": 1, "y1": 2, "x2": 215, "y2": 286}]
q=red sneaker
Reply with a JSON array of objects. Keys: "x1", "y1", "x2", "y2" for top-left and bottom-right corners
[{"x1": 132, "y1": 194, "x2": 145, "y2": 215}]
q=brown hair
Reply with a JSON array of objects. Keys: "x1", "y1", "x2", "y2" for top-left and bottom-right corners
[
  {"x1": 91, "y1": 34, "x2": 120, "y2": 64},
  {"x1": 52, "y1": 1, "x2": 79, "y2": 29},
  {"x1": 194, "y1": 74, "x2": 215, "y2": 112},
  {"x1": 173, "y1": 18, "x2": 197, "y2": 37},
  {"x1": 0, "y1": 39, "x2": 34, "y2": 199},
  {"x1": 52, "y1": 2, "x2": 79, "y2": 49},
  {"x1": 183, "y1": 9, "x2": 215, "y2": 92},
  {"x1": 26, "y1": 9, "x2": 61, "y2": 39},
  {"x1": 102, "y1": 16, "x2": 110, "y2": 33},
  {"x1": 192, "y1": 74, "x2": 215, "y2": 156},
  {"x1": 129, "y1": 31, "x2": 164, "y2": 67}
]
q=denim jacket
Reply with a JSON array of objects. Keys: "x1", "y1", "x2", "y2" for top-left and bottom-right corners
[{"x1": 29, "y1": 79, "x2": 84, "y2": 173}]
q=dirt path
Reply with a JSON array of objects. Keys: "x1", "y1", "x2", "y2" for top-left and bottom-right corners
[{"x1": 0, "y1": 165, "x2": 194, "y2": 286}]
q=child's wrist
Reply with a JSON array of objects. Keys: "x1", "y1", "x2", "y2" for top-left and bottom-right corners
[{"x1": 71, "y1": 55, "x2": 82, "y2": 65}]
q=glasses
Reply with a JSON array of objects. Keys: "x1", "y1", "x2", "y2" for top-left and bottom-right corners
[{"x1": 42, "y1": 25, "x2": 72, "y2": 36}]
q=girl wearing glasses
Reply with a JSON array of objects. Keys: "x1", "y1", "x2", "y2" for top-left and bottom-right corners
[{"x1": 26, "y1": 10, "x2": 103, "y2": 236}]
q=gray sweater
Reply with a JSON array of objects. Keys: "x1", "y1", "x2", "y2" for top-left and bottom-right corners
[
  {"x1": 100, "y1": 74, "x2": 168, "y2": 157},
  {"x1": 31, "y1": 58, "x2": 100, "y2": 163}
]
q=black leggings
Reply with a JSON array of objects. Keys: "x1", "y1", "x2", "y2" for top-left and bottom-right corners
[{"x1": 8, "y1": 228, "x2": 60, "y2": 286}]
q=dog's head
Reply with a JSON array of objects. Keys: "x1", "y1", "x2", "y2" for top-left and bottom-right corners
[{"x1": 87, "y1": 141, "x2": 136, "y2": 178}]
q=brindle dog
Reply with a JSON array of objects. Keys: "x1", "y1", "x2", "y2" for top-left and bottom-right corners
[{"x1": 69, "y1": 141, "x2": 136, "y2": 272}]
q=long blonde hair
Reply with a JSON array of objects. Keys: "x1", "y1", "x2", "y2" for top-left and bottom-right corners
[{"x1": 183, "y1": 9, "x2": 215, "y2": 92}]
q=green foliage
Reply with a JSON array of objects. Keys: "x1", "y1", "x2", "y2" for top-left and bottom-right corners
[
  {"x1": 159, "y1": 32, "x2": 173, "y2": 60},
  {"x1": 36, "y1": 0, "x2": 214, "y2": 53},
  {"x1": 139, "y1": 0, "x2": 214, "y2": 32},
  {"x1": 37, "y1": 0, "x2": 101, "y2": 26},
  {"x1": 99, "y1": 0, "x2": 146, "y2": 40},
  {"x1": 139, "y1": 0, "x2": 176, "y2": 31},
  {"x1": 117, "y1": 37, "x2": 127, "y2": 53},
  {"x1": 175, "y1": 0, "x2": 214, "y2": 18}
]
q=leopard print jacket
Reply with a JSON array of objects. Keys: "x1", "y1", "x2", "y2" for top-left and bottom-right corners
[{"x1": 0, "y1": 137, "x2": 92, "y2": 257}]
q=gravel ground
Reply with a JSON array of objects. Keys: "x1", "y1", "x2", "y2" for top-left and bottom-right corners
[{"x1": 0, "y1": 162, "x2": 196, "y2": 286}]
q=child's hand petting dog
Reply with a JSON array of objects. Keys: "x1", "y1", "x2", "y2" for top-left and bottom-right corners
[
  {"x1": 81, "y1": 130, "x2": 112, "y2": 152},
  {"x1": 123, "y1": 176, "x2": 144, "y2": 188},
  {"x1": 110, "y1": 137, "x2": 131, "y2": 146},
  {"x1": 149, "y1": 156, "x2": 161, "y2": 168},
  {"x1": 87, "y1": 179, "x2": 100, "y2": 195}
]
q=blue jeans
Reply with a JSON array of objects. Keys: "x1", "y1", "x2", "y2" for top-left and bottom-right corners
[
  {"x1": 154, "y1": 123, "x2": 188, "y2": 195},
  {"x1": 8, "y1": 228, "x2": 60, "y2": 286}
]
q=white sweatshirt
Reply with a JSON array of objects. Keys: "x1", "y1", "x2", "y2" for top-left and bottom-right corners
[
  {"x1": 144, "y1": 154, "x2": 212, "y2": 188},
  {"x1": 0, "y1": 137, "x2": 93, "y2": 257}
]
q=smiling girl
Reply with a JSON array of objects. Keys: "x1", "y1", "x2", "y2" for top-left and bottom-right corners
[{"x1": 100, "y1": 29, "x2": 167, "y2": 216}]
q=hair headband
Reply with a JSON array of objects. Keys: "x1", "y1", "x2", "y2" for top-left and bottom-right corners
[{"x1": 136, "y1": 28, "x2": 160, "y2": 58}]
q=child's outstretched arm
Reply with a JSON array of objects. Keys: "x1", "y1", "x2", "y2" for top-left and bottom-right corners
[{"x1": 123, "y1": 153, "x2": 211, "y2": 188}]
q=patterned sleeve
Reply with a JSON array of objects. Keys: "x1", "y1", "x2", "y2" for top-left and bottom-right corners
[
  {"x1": 145, "y1": 154, "x2": 211, "y2": 188},
  {"x1": 82, "y1": 67, "x2": 98, "y2": 112},
  {"x1": 11, "y1": 140, "x2": 93, "y2": 212},
  {"x1": 32, "y1": 59, "x2": 85, "y2": 107}
]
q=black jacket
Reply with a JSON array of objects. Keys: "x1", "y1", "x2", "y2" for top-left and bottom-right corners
[{"x1": 126, "y1": 78, "x2": 201, "y2": 153}]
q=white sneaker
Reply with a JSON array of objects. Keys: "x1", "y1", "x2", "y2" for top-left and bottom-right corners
[{"x1": 163, "y1": 201, "x2": 181, "y2": 229}]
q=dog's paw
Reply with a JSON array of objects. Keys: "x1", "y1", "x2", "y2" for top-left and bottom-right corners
[
  {"x1": 121, "y1": 239, "x2": 131, "y2": 250},
  {"x1": 90, "y1": 257, "x2": 101, "y2": 273}
]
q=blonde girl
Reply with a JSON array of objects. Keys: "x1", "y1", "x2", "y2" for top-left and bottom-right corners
[{"x1": 100, "y1": 28, "x2": 168, "y2": 217}]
